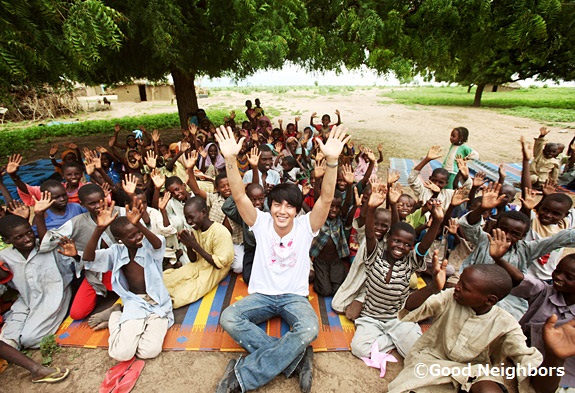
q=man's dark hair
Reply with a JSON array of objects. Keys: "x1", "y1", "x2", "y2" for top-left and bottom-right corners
[
  {"x1": 78, "y1": 184, "x2": 104, "y2": 203},
  {"x1": 0, "y1": 215, "x2": 30, "y2": 239},
  {"x1": 267, "y1": 183, "x2": 304, "y2": 213},
  {"x1": 165, "y1": 176, "x2": 184, "y2": 188}
]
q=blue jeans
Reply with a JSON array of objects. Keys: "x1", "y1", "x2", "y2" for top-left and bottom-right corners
[{"x1": 220, "y1": 293, "x2": 319, "y2": 392}]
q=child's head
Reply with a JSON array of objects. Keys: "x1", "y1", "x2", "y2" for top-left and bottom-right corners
[
  {"x1": 215, "y1": 173, "x2": 231, "y2": 198},
  {"x1": 242, "y1": 121, "x2": 251, "y2": 131},
  {"x1": 110, "y1": 217, "x2": 143, "y2": 248},
  {"x1": 245, "y1": 100, "x2": 252, "y2": 109},
  {"x1": 127, "y1": 150, "x2": 139, "y2": 165},
  {"x1": 126, "y1": 135, "x2": 137, "y2": 149},
  {"x1": 255, "y1": 98, "x2": 261, "y2": 107},
  {"x1": 303, "y1": 127, "x2": 313, "y2": 138},
  {"x1": 40, "y1": 180, "x2": 68, "y2": 210},
  {"x1": 557, "y1": 143, "x2": 565, "y2": 155},
  {"x1": 158, "y1": 144, "x2": 170, "y2": 159},
  {"x1": 286, "y1": 137, "x2": 298, "y2": 153},
  {"x1": 184, "y1": 196, "x2": 208, "y2": 230},
  {"x1": 336, "y1": 167, "x2": 348, "y2": 192},
  {"x1": 498, "y1": 184, "x2": 517, "y2": 207},
  {"x1": 494, "y1": 211, "x2": 530, "y2": 245},
  {"x1": 543, "y1": 142, "x2": 559, "y2": 159},
  {"x1": 206, "y1": 143, "x2": 220, "y2": 161},
  {"x1": 100, "y1": 152, "x2": 113, "y2": 170},
  {"x1": 286, "y1": 123, "x2": 296, "y2": 134},
  {"x1": 0, "y1": 215, "x2": 35, "y2": 252},
  {"x1": 200, "y1": 118, "x2": 211, "y2": 131},
  {"x1": 132, "y1": 188, "x2": 148, "y2": 209},
  {"x1": 62, "y1": 150, "x2": 78, "y2": 162},
  {"x1": 328, "y1": 191, "x2": 343, "y2": 219},
  {"x1": 374, "y1": 208, "x2": 392, "y2": 240},
  {"x1": 165, "y1": 176, "x2": 189, "y2": 202},
  {"x1": 78, "y1": 184, "x2": 105, "y2": 216},
  {"x1": 321, "y1": 114, "x2": 330, "y2": 127},
  {"x1": 386, "y1": 222, "x2": 416, "y2": 261},
  {"x1": 271, "y1": 128, "x2": 282, "y2": 140},
  {"x1": 62, "y1": 161, "x2": 83, "y2": 187},
  {"x1": 246, "y1": 183, "x2": 266, "y2": 210},
  {"x1": 397, "y1": 194, "x2": 415, "y2": 220},
  {"x1": 258, "y1": 145, "x2": 274, "y2": 173},
  {"x1": 429, "y1": 168, "x2": 449, "y2": 190},
  {"x1": 281, "y1": 156, "x2": 297, "y2": 174},
  {"x1": 552, "y1": 254, "x2": 575, "y2": 299},
  {"x1": 196, "y1": 109, "x2": 207, "y2": 121},
  {"x1": 450, "y1": 127, "x2": 469, "y2": 146},
  {"x1": 454, "y1": 264, "x2": 513, "y2": 313},
  {"x1": 536, "y1": 193, "x2": 572, "y2": 226}
]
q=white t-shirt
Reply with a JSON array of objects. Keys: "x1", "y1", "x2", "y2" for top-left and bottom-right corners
[
  {"x1": 248, "y1": 209, "x2": 318, "y2": 296},
  {"x1": 242, "y1": 169, "x2": 280, "y2": 187}
]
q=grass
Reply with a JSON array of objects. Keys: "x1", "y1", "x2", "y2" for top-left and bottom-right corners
[{"x1": 379, "y1": 85, "x2": 575, "y2": 126}]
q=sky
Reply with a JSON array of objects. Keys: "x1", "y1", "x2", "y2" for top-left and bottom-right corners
[{"x1": 197, "y1": 64, "x2": 575, "y2": 88}]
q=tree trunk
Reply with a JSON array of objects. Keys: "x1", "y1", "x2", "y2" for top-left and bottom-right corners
[
  {"x1": 171, "y1": 68, "x2": 198, "y2": 129},
  {"x1": 473, "y1": 83, "x2": 485, "y2": 107}
]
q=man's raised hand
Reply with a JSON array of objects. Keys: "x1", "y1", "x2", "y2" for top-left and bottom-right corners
[{"x1": 215, "y1": 125, "x2": 244, "y2": 159}]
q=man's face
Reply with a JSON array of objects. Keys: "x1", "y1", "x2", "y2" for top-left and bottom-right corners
[
  {"x1": 270, "y1": 200, "x2": 297, "y2": 231},
  {"x1": 184, "y1": 204, "x2": 205, "y2": 230}
]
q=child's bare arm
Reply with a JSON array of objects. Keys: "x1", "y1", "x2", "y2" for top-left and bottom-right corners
[
  {"x1": 334, "y1": 109, "x2": 341, "y2": 126},
  {"x1": 6, "y1": 154, "x2": 30, "y2": 195},
  {"x1": 182, "y1": 151, "x2": 207, "y2": 200},
  {"x1": 413, "y1": 145, "x2": 442, "y2": 172},
  {"x1": 520, "y1": 136, "x2": 534, "y2": 196},
  {"x1": 310, "y1": 112, "x2": 317, "y2": 127},
  {"x1": 0, "y1": 169, "x2": 13, "y2": 205},
  {"x1": 417, "y1": 200, "x2": 444, "y2": 255},
  {"x1": 359, "y1": 148, "x2": 376, "y2": 187},
  {"x1": 246, "y1": 147, "x2": 261, "y2": 186},
  {"x1": 404, "y1": 250, "x2": 447, "y2": 311},
  {"x1": 467, "y1": 182, "x2": 506, "y2": 225},
  {"x1": 32, "y1": 191, "x2": 54, "y2": 241},
  {"x1": 387, "y1": 183, "x2": 402, "y2": 227},
  {"x1": 443, "y1": 188, "x2": 469, "y2": 226},
  {"x1": 84, "y1": 201, "x2": 118, "y2": 262},
  {"x1": 488, "y1": 228, "x2": 524, "y2": 286},
  {"x1": 365, "y1": 181, "x2": 387, "y2": 255}
]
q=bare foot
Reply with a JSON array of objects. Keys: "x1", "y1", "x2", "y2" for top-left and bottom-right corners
[{"x1": 87, "y1": 304, "x2": 122, "y2": 330}]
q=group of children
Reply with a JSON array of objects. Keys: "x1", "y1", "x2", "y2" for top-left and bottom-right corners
[{"x1": 0, "y1": 103, "x2": 574, "y2": 393}]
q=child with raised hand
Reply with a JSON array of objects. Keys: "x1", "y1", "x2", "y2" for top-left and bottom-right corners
[
  {"x1": 441, "y1": 126, "x2": 479, "y2": 189},
  {"x1": 310, "y1": 109, "x2": 341, "y2": 138},
  {"x1": 7, "y1": 154, "x2": 86, "y2": 205},
  {"x1": 408, "y1": 145, "x2": 472, "y2": 210},
  {"x1": 350, "y1": 178, "x2": 445, "y2": 360},
  {"x1": 489, "y1": 228, "x2": 575, "y2": 390},
  {"x1": 353, "y1": 146, "x2": 378, "y2": 183},
  {"x1": 0, "y1": 215, "x2": 77, "y2": 350},
  {"x1": 388, "y1": 250, "x2": 575, "y2": 393},
  {"x1": 80, "y1": 198, "x2": 172, "y2": 361},
  {"x1": 529, "y1": 127, "x2": 561, "y2": 188},
  {"x1": 459, "y1": 181, "x2": 575, "y2": 320}
]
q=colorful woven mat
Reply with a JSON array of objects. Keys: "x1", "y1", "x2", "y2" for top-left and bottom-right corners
[{"x1": 55, "y1": 273, "x2": 356, "y2": 352}]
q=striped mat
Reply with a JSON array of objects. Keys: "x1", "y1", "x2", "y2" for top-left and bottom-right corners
[
  {"x1": 390, "y1": 158, "x2": 575, "y2": 195},
  {"x1": 55, "y1": 273, "x2": 356, "y2": 352}
]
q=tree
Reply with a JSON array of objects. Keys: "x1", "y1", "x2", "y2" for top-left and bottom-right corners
[
  {"x1": 0, "y1": 0, "x2": 124, "y2": 96},
  {"x1": 402, "y1": 0, "x2": 575, "y2": 106}
]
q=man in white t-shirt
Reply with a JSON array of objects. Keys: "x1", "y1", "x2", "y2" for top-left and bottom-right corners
[{"x1": 215, "y1": 125, "x2": 350, "y2": 393}]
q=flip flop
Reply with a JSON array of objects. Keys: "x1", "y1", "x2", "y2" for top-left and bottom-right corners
[
  {"x1": 112, "y1": 359, "x2": 145, "y2": 393},
  {"x1": 99, "y1": 357, "x2": 136, "y2": 393},
  {"x1": 32, "y1": 367, "x2": 70, "y2": 383}
]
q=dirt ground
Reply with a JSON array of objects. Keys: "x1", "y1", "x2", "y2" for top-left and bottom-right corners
[{"x1": 2, "y1": 88, "x2": 574, "y2": 392}]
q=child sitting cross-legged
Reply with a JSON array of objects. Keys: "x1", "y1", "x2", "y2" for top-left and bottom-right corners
[
  {"x1": 350, "y1": 179, "x2": 445, "y2": 359},
  {"x1": 388, "y1": 250, "x2": 575, "y2": 393},
  {"x1": 79, "y1": 198, "x2": 173, "y2": 361}
]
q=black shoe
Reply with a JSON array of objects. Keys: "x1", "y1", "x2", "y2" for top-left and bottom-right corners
[
  {"x1": 216, "y1": 359, "x2": 241, "y2": 393},
  {"x1": 294, "y1": 346, "x2": 313, "y2": 393}
]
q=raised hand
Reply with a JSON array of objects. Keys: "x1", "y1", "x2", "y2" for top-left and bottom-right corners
[
  {"x1": 543, "y1": 314, "x2": 575, "y2": 359},
  {"x1": 377, "y1": 143, "x2": 383, "y2": 153},
  {"x1": 388, "y1": 182, "x2": 403, "y2": 204},
  {"x1": 311, "y1": 112, "x2": 317, "y2": 119},
  {"x1": 144, "y1": 150, "x2": 157, "y2": 169},
  {"x1": 519, "y1": 187, "x2": 539, "y2": 211},
  {"x1": 313, "y1": 159, "x2": 326, "y2": 179},
  {"x1": 84, "y1": 155, "x2": 95, "y2": 176},
  {"x1": 539, "y1": 127, "x2": 551, "y2": 137},
  {"x1": 446, "y1": 218, "x2": 459, "y2": 235},
  {"x1": 301, "y1": 182, "x2": 311, "y2": 196},
  {"x1": 114, "y1": 123, "x2": 121, "y2": 133},
  {"x1": 180, "y1": 140, "x2": 191, "y2": 153},
  {"x1": 316, "y1": 125, "x2": 351, "y2": 162},
  {"x1": 426, "y1": 145, "x2": 443, "y2": 160},
  {"x1": 451, "y1": 188, "x2": 470, "y2": 207},
  {"x1": 6, "y1": 154, "x2": 22, "y2": 175},
  {"x1": 341, "y1": 164, "x2": 355, "y2": 184},
  {"x1": 126, "y1": 198, "x2": 145, "y2": 225},
  {"x1": 7, "y1": 200, "x2": 30, "y2": 219},
  {"x1": 64, "y1": 142, "x2": 77, "y2": 150},
  {"x1": 498, "y1": 164, "x2": 506, "y2": 182},
  {"x1": 247, "y1": 146, "x2": 261, "y2": 167},
  {"x1": 365, "y1": 148, "x2": 376, "y2": 163},
  {"x1": 278, "y1": 119, "x2": 283, "y2": 127},
  {"x1": 295, "y1": 116, "x2": 301, "y2": 122},
  {"x1": 353, "y1": 187, "x2": 362, "y2": 207},
  {"x1": 96, "y1": 200, "x2": 117, "y2": 228},
  {"x1": 455, "y1": 156, "x2": 469, "y2": 178},
  {"x1": 57, "y1": 237, "x2": 78, "y2": 257},
  {"x1": 122, "y1": 174, "x2": 138, "y2": 195},
  {"x1": 429, "y1": 199, "x2": 444, "y2": 221},
  {"x1": 431, "y1": 250, "x2": 449, "y2": 291},
  {"x1": 182, "y1": 150, "x2": 198, "y2": 169},
  {"x1": 487, "y1": 228, "x2": 511, "y2": 259},
  {"x1": 541, "y1": 179, "x2": 557, "y2": 196},
  {"x1": 188, "y1": 124, "x2": 197, "y2": 136},
  {"x1": 423, "y1": 180, "x2": 441, "y2": 193},
  {"x1": 101, "y1": 182, "x2": 112, "y2": 199},
  {"x1": 178, "y1": 229, "x2": 197, "y2": 248},
  {"x1": 520, "y1": 136, "x2": 533, "y2": 160},
  {"x1": 472, "y1": 171, "x2": 487, "y2": 188},
  {"x1": 96, "y1": 146, "x2": 108, "y2": 154},
  {"x1": 151, "y1": 129, "x2": 161, "y2": 142},
  {"x1": 92, "y1": 151, "x2": 102, "y2": 169},
  {"x1": 480, "y1": 182, "x2": 506, "y2": 210},
  {"x1": 108, "y1": 136, "x2": 116, "y2": 148},
  {"x1": 150, "y1": 169, "x2": 165, "y2": 189},
  {"x1": 274, "y1": 142, "x2": 282, "y2": 153},
  {"x1": 49, "y1": 144, "x2": 59, "y2": 156},
  {"x1": 335, "y1": 109, "x2": 340, "y2": 116},
  {"x1": 367, "y1": 179, "x2": 387, "y2": 208},
  {"x1": 158, "y1": 192, "x2": 171, "y2": 211},
  {"x1": 33, "y1": 191, "x2": 54, "y2": 213},
  {"x1": 387, "y1": 169, "x2": 400, "y2": 185}
]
